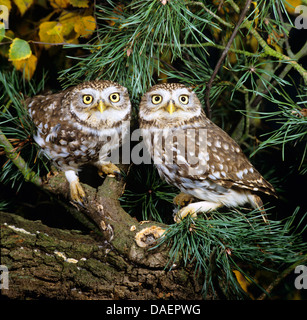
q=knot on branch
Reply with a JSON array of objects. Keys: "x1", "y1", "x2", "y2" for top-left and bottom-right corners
[{"x1": 135, "y1": 225, "x2": 166, "y2": 248}]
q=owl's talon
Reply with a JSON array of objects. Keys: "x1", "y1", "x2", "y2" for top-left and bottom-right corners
[
  {"x1": 98, "y1": 163, "x2": 121, "y2": 178},
  {"x1": 173, "y1": 193, "x2": 194, "y2": 207},
  {"x1": 70, "y1": 180, "x2": 86, "y2": 206},
  {"x1": 73, "y1": 200, "x2": 86, "y2": 208},
  {"x1": 174, "y1": 201, "x2": 222, "y2": 223},
  {"x1": 114, "y1": 170, "x2": 122, "y2": 181},
  {"x1": 174, "y1": 207, "x2": 197, "y2": 223}
]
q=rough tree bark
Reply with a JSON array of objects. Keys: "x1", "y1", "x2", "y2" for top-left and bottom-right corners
[{"x1": 0, "y1": 165, "x2": 208, "y2": 300}]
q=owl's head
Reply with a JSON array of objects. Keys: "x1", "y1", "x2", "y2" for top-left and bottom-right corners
[
  {"x1": 139, "y1": 83, "x2": 203, "y2": 128},
  {"x1": 68, "y1": 80, "x2": 131, "y2": 128}
]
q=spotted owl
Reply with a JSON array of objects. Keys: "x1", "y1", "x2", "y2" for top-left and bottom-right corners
[
  {"x1": 27, "y1": 80, "x2": 131, "y2": 204},
  {"x1": 139, "y1": 83, "x2": 276, "y2": 222}
]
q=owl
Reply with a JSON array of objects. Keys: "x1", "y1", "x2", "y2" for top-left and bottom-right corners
[
  {"x1": 139, "y1": 83, "x2": 277, "y2": 222},
  {"x1": 27, "y1": 80, "x2": 131, "y2": 204}
]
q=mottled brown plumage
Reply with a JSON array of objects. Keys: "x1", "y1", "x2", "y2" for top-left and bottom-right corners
[
  {"x1": 27, "y1": 80, "x2": 131, "y2": 203},
  {"x1": 139, "y1": 83, "x2": 276, "y2": 222}
]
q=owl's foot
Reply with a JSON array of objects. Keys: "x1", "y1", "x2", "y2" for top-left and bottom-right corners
[
  {"x1": 173, "y1": 193, "x2": 194, "y2": 207},
  {"x1": 174, "y1": 201, "x2": 222, "y2": 223},
  {"x1": 98, "y1": 163, "x2": 121, "y2": 179},
  {"x1": 70, "y1": 179, "x2": 86, "y2": 205},
  {"x1": 65, "y1": 170, "x2": 86, "y2": 205}
]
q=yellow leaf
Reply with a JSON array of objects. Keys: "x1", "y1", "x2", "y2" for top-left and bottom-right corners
[
  {"x1": 39, "y1": 21, "x2": 64, "y2": 48},
  {"x1": 9, "y1": 38, "x2": 31, "y2": 60},
  {"x1": 47, "y1": 23, "x2": 63, "y2": 36},
  {"x1": 12, "y1": 53, "x2": 37, "y2": 80},
  {"x1": 233, "y1": 270, "x2": 254, "y2": 299},
  {"x1": 49, "y1": 0, "x2": 70, "y2": 9},
  {"x1": 59, "y1": 11, "x2": 79, "y2": 38},
  {"x1": 74, "y1": 16, "x2": 96, "y2": 38},
  {"x1": 283, "y1": 0, "x2": 302, "y2": 14},
  {"x1": 12, "y1": 0, "x2": 34, "y2": 16},
  {"x1": 68, "y1": 0, "x2": 89, "y2": 8},
  {"x1": 1, "y1": 0, "x2": 12, "y2": 11}
]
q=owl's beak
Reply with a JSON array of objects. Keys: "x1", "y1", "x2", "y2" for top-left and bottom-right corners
[
  {"x1": 166, "y1": 100, "x2": 176, "y2": 115},
  {"x1": 97, "y1": 100, "x2": 107, "y2": 113}
]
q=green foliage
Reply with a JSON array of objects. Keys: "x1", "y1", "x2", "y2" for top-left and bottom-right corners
[
  {"x1": 155, "y1": 207, "x2": 307, "y2": 299},
  {"x1": 60, "y1": 0, "x2": 216, "y2": 98},
  {"x1": 0, "y1": 71, "x2": 49, "y2": 189},
  {"x1": 252, "y1": 87, "x2": 307, "y2": 174}
]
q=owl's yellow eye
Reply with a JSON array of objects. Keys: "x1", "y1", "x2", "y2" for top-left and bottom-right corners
[
  {"x1": 109, "y1": 93, "x2": 120, "y2": 103},
  {"x1": 179, "y1": 95, "x2": 189, "y2": 105},
  {"x1": 82, "y1": 95, "x2": 93, "y2": 105},
  {"x1": 152, "y1": 95, "x2": 163, "y2": 104}
]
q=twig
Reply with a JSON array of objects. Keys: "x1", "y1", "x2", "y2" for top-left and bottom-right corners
[
  {"x1": 229, "y1": 0, "x2": 307, "y2": 83},
  {"x1": 0, "y1": 129, "x2": 42, "y2": 186},
  {"x1": 153, "y1": 41, "x2": 263, "y2": 57},
  {"x1": 205, "y1": 0, "x2": 252, "y2": 118},
  {"x1": 28, "y1": 40, "x2": 69, "y2": 46}
]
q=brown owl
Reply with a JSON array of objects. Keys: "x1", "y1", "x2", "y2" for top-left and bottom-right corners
[
  {"x1": 138, "y1": 83, "x2": 276, "y2": 222},
  {"x1": 27, "y1": 80, "x2": 131, "y2": 204}
]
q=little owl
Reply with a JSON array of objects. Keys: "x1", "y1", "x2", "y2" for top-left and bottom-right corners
[
  {"x1": 27, "y1": 80, "x2": 131, "y2": 204},
  {"x1": 138, "y1": 83, "x2": 276, "y2": 222}
]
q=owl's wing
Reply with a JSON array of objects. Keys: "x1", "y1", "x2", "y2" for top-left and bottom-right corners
[
  {"x1": 178, "y1": 118, "x2": 276, "y2": 197},
  {"x1": 26, "y1": 90, "x2": 68, "y2": 134}
]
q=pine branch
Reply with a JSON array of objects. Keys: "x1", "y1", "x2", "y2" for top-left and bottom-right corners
[
  {"x1": 155, "y1": 208, "x2": 307, "y2": 299},
  {"x1": 251, "y1": 39, "x2": 307, "y2": 109},
  {"x1": 0, "y1": 129, "x2": 42, "y2": 186},
  {"x1": 228, "y1": 0, "x2": 307, "y2": 84},
  {"x1": 153, "y1": 41, "x2": 264, "y2": 57}
]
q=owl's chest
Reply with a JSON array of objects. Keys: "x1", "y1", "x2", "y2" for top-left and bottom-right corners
[
  {"x1": 141, "y1": 127, "x2": 209, "y2": 174},
  {"x1": 38, "y1": 122, "x2": 122, "y2": 166}
]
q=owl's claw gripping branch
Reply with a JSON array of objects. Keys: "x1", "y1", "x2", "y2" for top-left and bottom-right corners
[
  {"x1": 173, "y1": 192, "x2": 194, "y2": 207},
  {"x1": 69, "y1": 179, "x2": 86, "y2": 205},
  {"x1": 64, "y1": 170, "x2": 86, "y2": 205},
  {"x1": 174, "y1": 201, "x2": 222, "y2": 223},
  {"x1": 98, "y1": 162, "x2": 121, "y2": 178}
]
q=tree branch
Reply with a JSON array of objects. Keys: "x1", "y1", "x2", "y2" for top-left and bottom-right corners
[
  {"x1": 0, "y1": 210, "x2": 205, "y2": 299},
  {"x1": 0, "y1": 129, "x2": 42, "y2": 186}
]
